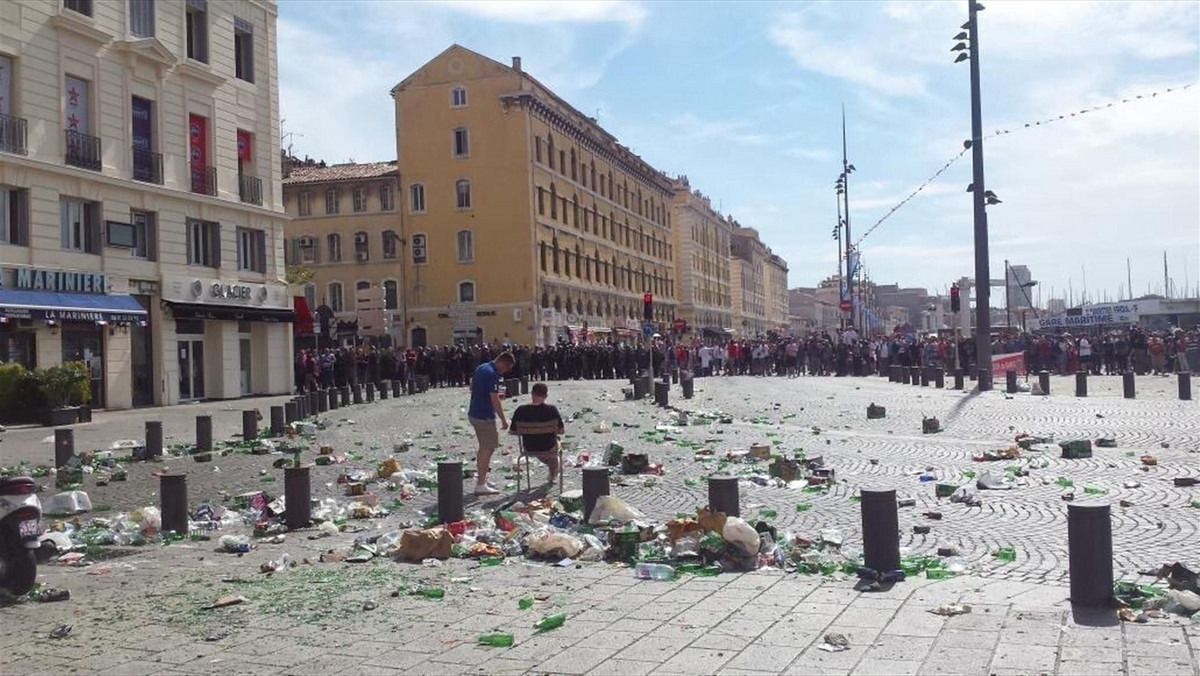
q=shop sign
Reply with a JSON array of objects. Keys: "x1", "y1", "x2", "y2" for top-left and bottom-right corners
[
  {"x1": 165, "y1": 276, "x2": 283, "y2": 307},
  {"x1": 210, "y1": 282, "x2": 254, "y2": 300},
  {"x1": 13, "y1": 268, "x2": 107, "y2": 294}
]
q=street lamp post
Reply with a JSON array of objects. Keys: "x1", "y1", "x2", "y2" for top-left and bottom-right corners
[
  {"x1": 833, "y1": 192, "x2": 844, "y2": 331},
  {"x1": 837, "y1": 106, "x2": 856, "y2": 331}
]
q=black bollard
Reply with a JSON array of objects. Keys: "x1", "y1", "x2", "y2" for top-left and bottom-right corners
[
  {"x1": 270, "y1": 406, "x2": 285, "y2": 436},
  {"x1": 380, "y1": 381, "x2": 390, "y2": 400},
  {"x1": 406, "y1": 378, "x2": 416, "y2": 395},
  {"x1": 195, "y1": 415, "x2": 213, "y2": 454},
  {"x1": 160, "y1": 474, "x2": 188, "y2": 535},
  {"x1": 889, "y1": 365, "x2": 901, "y2": 383},
  {"x1": 54, "y1": 428, "x2": 74, "y2": 469},
  {"x1": 365, "y1": 382, "x2": 375, "y2": 403},
  {"x1": 242, "y1": 410, "x2": 258, "y2": 441},
  {"x1": 978, "y1": 369, "x2": 992, "y2": 391},
  {"x1": 520, "y1": 377, "x2": 529, "y2": 395},
  {"x1": 352, "y1": 384, "x2": 363, "y2": 404},
  {"x1": 633, "y1": 378, "x2": 646, "y2": 400},
  {"x1": 1179, "y1": 372, "x2": 1192, "y2": 401},
  {"x1": 911, "y1": 366, "x2": 921, "y2": 387},
  {"x1": 392, "y1": 380, "x2": 402, "y2": 398},
  {"x1": 681, "y1": 376, "x2": 694, "y2": 399},
  {"x1": 318, "y1": 390, "x2": 329, "y2": 412},
  {"x1": 145, "y1": 421, "x2": 163, "y2": 459},
  {"x1": 582, "y1": 467, "x2": 610, "y2": 523},
  {"x1": 340, "y1": 386, "x2": 350, "y2": 407},
  {"x1": 437, "y1": 461, "x2": 464, "y2": 524},
  {"x1": 1039, "y1": 370, "x2": 1051, "y2": 396},
  {"x1": 284, "y1": 465, "x2": 312, "y2": 530},
  {"x1": 1075, "y1": 372, "x2": 1088, "y2": 398},
  {"x1": 934, "y1": 369, "x2": 945, "y2": 389},
  {"x1": 654, "y1": 381, "x2": 669, "y2": 408},
  {"x1": 294, "y1": 396, "x2": 306, "y2": 420},
  {"x1": 920, "y1": 368, "x2": 931, "y2": 387},
  {"x1": 954, "y1": 369, "x2": 964, "y2": 390},
  {"x1": 671, "y1": 369, "x2": 679, "y2": 385},
  {"x1": 308, "y1": 392, "x2": 319, "y2": 416},
  {"x1": 504, "y1": 379, "x2": 519, "y2": 398},
  {"x1": 1006, "y1": 370, "x2": 1018, "y2": 394},
  {"x1": 707, "y1": 476, "x2": 740, "y2": 517},
  {"x1": 1067, "y1": 500, "x2": 1113, "y2": 607},
  {"x1": 860, "y1": 486, "x2": 901, "y2": 574},
  {"x1": 284, "y1": 401, "x2": 298, "y2": 424},
  {"x1": 327, "y1": 389, "x2": 339, "y2": 410},
  {"x1": 900, "y1": 367, "x2": 910, "y2": 385},
  {"x1": 1123, "y1": 371, "x2": 1136, "y2": 399}
]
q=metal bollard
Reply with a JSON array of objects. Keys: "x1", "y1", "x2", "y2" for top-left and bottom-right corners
[
  {"x1": 1006, "y1": 370, "x2": 1018, "y2": 394},
  {"x1": 1123, "y1": 371, "x2": 1136, "y2": 399},
  {"x1": 682, "y1": 377, "x2": 694, "y2": 399},
  {"x1": 900, "y1": 367, "x2": 911, "y2": 385},
  {"x1": 242, "y1": 410, "x2": 258, "y2": 441},
  {"x1": 911, "y1": 366, "x2": 921, "y2": 387},
  {"x1": 317, "y1": 390, "x2": 329, "y2": 412},
  {"x1": 270, "y1": 406, "x2": 285, "y2": 436},
  {"x1": 340, "y1": 386, "x2": 350, "y2": 407},
  {"x1": 978, "y1": 369, "x2": 993, "y2": 391},
  {"x1": 365, "y1": 382, "x2": 375, "y2": 403},
  {"x1": 654, "y1": 381, "x2": 669, "y2": 408},
  {"x1": 308, "y1": 392, "x2": 319, "y2": 416},
  {"x1": 327, "y1": 389, "x2": 339, "y2": 410},
  {"x1": 954, "y1": 369, "x2": 964, "y2": 390},
  {"x1": 284, "y1": 465, "x2": 312, "y2": 530},
  {"x1": 921, "y1": 368, "x2": 931, "y2": 387},
  {"x1": 504, "y1": 379, "x2": 519, "y2": 398},
  {"x1": 633, "y1": 378, "x2": 646, "y2": 400},
  {"x1": 195, "y1": 415, "x2": 213, "y2": 454},
  {"x1": 54, "y1": 428, "x2": 75, "y2": 469},
  {"x1": 1075, "y1": 372, "x2": 1088, "y2": 398},
  {"x1": 352, "y1": 384, "x2": 363, "y2": 404},
  {"x1": 860, "y1": 486, "x2": 901, "y2": 574},
  {"x1": 145, "y1": 421, "x2": 163, "y2": 459},
  {"x1": 934, "y1": 369, "x2": 945, "y2": 389},
  {"x1": 381, "y1": 381, "x2": 391, "y2": 400},
  {"x1": 294, "y1": 396, "x2": 306, "y2": 420},
  {"x1": 284, "y1": 401, "x2": 298, "y2": 424},
  {"x1": 406, "y1": 378, "x2": 416, "y2": 396},
  {"x1": 671, "y1": 369, "x2": 679, "y2": 385},
  {"x1": 392, "y1": 380, "x2": 402, "y2": 398},
  {"x1": 520, "y1": 377, "x2": 529, "y2": 395},
  {"x1": 1180, "y1": 372, "x2": 1192, "y2": 401},
  {"x1": 160, "y1": 474, "x2": 188, "y2": 535},
  {"x1": 889, "y1": 365, "x2": 901, "y2": 383},
  {"x1": 1039, "y1": 370, "x2": 1051, "y2": 396},
  {"x1": 437, "y1": 461, "x2": 464, "y2": 524},
  {"x1": 1067, "y1": 500, "x2": 1113, "y2": 607},
  {"x1": 582, "y1": 467, "x2": 610, "y2": 523},
  {"x1": 707, "y1": 475, "x2": 740, "y2": 517}
]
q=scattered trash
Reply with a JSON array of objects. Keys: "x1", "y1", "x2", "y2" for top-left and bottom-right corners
[
  {"x1": 533, "y1": 612, "x2": 566, "y2": 632},
  {"x1": 866, "y1": 403, "x2": 886, "y2": 419},
  {"x1": 28, "y1": 587, "x2": 70, "y2": 603},
  {"x1": 819, "y1": 633, "x2": 851, "y2": 652},
  {"x1": 49, "y1": 625, "x2": 72, "y2": 639},
  {"x1": 1060, "y1": 440, "x2": 1093, "y2": 459},
  {"x1": 203, "y1": 594, "x2": 246, "y2": 610},
  {"x1": 929, "y1": 603, "x2": 971, "y2": 616},
  {"x1": 43, "y1": 491, "x2": 92, "y2": 516},
  {"x1": 921, "y1": 417, "x2": 943, "y2": 434},
  {"x1": 479, "y1": 633, "x2": 514, "y2": 647}
]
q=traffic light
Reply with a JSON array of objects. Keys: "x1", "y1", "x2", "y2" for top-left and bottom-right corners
[
  {"x1": 643, "y1": 293, "x2": 653, "y2": 321},
  {"x1": 950, "y1": 285, "x2": 961, "y2": 313}
]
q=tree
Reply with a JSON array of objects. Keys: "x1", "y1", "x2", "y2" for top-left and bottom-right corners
[{"x1": 285, "y1": 265, "x2": 314, "y2": 286}]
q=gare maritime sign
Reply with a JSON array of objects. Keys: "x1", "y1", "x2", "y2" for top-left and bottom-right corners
[{"x1": 15, "y1": 268, "x2": 108, "y2": 294}]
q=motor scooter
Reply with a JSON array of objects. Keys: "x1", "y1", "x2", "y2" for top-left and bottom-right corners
[{"x1": 0, "y1": 476, "x2": 42, "y2": 595}]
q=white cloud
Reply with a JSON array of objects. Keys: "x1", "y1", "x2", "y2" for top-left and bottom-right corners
[
  {"x1": 668, "y1": 113, "x2": 770, "y2": 146},
  {"x1": 433, "y1": 1, "x2": 647, "y2": 28},
  {"x1": 784, "y1": 147, "x2": 835, "y2": 162}
]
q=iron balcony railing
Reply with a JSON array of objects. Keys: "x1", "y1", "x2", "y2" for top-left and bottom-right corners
[
  {"x1": 64, "y1": 129, "x2": 102, "y2": 170},
  {"x1": 238, "y1": 173, "x2": 263, "y2": 206},
  {"x1": 191, "y1": 164, "x2": 217, "y2": 196},
  {"x1": 131, "y1": 146, "x2": 163, "y2": 184},
  {"x1": 0, "y1": 113, "x2": 28, "y2": 155}
]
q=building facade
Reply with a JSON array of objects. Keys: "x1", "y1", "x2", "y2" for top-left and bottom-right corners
[
  {"x1": 281, "y1": 159, "x2": 401, "y2": 345},
  {"x1": 730, "y1": 226, "x2": 768, "y2": 337},
  {"x1": 763, "y1": 252, "x2": 789, "y2": 334},
  {"x1": 0, "y1": 0, "x2": 291, "y2": 408},
  {"x1": 391, "y1": 45, "x2": 677, "y2": 347},
  {"x1": 670, "y1": 176, "x2": 732, "y2": 338}
]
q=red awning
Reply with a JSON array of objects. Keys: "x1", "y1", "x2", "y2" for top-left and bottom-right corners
[{"x1": 293, "y1": 296, "x2": 314, "y2": 334}]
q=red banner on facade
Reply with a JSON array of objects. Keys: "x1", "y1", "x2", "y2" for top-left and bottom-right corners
[
  {"x1": 237, "y1": 129, "x2": 252, "y2": 162},
  {"x1": 991, "y1": 352, "x2": 1027, "y2": 377},
  {"x1": 189, "y1": 113, "x2": 207, "y2": 192}
]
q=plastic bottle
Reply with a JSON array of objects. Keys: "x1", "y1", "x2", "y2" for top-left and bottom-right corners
[
  {"x1": 410, "y1": 586, "x2": 445, "y2": 599},
  {"x1": 993, "y1": 547, "x2": 1017, "y2": 563},
  {"x1": 533, "y1": 613, "x2": 566, "y2": 632},
  {"x1": 634, "y1": 562, "x2": 675, "y2": 580},
  {"x1": 518, "y1": 597, "x2": 534, "y2": 610},
  {"x1": 1083, "y1": 485, "x2": 1108, "y2": 495},
  {"x1": 478, "y1": 633, "x2": 515, "y2": 647}
]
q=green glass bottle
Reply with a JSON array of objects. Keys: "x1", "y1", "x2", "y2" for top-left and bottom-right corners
[
  {"x1": 478, "y1": 556, "x2": 503, "y2": 567},
  {"x1": 518, "y1": 597, "x2": 534, "y2": 610},
  {"x1": 410, "y1": 586, "x2": 445, "y2": 599},
  {"x1": 795, "y1": 502, "x2": 812, "y2": 513},
  {"x1": 993, "y1": 547, "x2": 1016, "y2": 563},
  {"x1": 759, "y1": 508, "x2": 778, "y2": 519},
  {"x1": 534, "y1": 613, "x2": 566, "y2": 632},
  {"x1": 926, "y1": 568, "x2": 954, "y2": 579},
  {"x1": 478, "y1": 633, "x2": 514, "y2": 647}
]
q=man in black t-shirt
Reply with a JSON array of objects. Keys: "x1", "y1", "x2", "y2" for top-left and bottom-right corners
[{"x1": 510, "y1": 383, "x2": 564, "y2": 482}]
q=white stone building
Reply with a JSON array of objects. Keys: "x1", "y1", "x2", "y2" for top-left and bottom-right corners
[{"x1": 0, "y1": 0, "x2": 292, "y2": 409}]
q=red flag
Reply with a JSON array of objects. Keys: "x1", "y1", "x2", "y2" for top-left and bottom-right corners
[{"x1": 237, "y1": 130, "x2": 252, "y2": 162}]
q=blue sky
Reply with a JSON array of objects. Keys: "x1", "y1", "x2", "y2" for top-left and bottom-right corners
[{"x1": 278, "y1": 0, "x2": 1200, "y2": 305}]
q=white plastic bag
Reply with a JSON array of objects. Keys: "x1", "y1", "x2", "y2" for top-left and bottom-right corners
[
  {"x1": 525, "y1": 531, "x2": 584, "y2": 559},
  {"x1": 44, "y1": 491, "x2": 92, "y2": 515},
  {"x1": 722, "y1": 517, "x2": 760, "y2": 557},
  {"x1": 587, "y1": 495, "x2": 645, "y2": 524},
  {"x1": 132, "y1": 506, "x2": 162, "y2": 535}
]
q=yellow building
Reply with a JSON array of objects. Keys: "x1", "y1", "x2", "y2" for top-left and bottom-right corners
[
  {"x1": 764, "y1": 252, "x2": 790, "y2": 333},
  {"x1": 281, "y1": 159, "x2": 402, "y2": 344},
  {"x1": 391, "y1": 45, "x2": 677, "y2": 347},
  {"x1": 730, "y1": 226, "x2": 769, "y2": 337},
  {"x1": 670, "y1": 176, "x2": 733, "y2": 338},
  {"x1": 0, "y1": 0, "x2": 292, "y2": 408}
]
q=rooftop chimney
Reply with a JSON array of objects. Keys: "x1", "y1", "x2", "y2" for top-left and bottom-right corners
[{"x1": 511, "y1": 56, "x2": 522, "y2": 72}]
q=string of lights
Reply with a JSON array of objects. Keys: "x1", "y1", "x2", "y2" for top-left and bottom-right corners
[{"x1": 851, "y1": 82, "x2": 1196, "y2": 248}]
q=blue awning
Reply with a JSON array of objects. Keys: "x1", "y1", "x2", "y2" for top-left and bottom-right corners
[{"x1": 0, "y1": 290, "x2": 147, "y2": 323}]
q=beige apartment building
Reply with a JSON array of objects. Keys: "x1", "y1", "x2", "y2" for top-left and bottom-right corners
[
  {"x1": 391, "y1": 45, "x2": 677, "y2": 347},
  {"x1": 764, "y1": 252, "x2": 790, "y2": 333},
  {"x1": 730, "y1": 226, "x2": 769, "y2": 337},
  {"x1": 281, "y1": 159, "x2": 402, "y2": 344},
  {"x1": 0, "y1": 0, "x2": 291, "y2": 408},
  {"x1": 670, "y1": 176, "x2": 733, "y2": 338}
]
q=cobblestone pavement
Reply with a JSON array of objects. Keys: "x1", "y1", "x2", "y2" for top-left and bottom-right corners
[{"x1": 1, "y1": 373, "x2": 1198, "y2": 675}]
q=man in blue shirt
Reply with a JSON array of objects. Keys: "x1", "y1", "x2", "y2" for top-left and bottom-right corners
[{"x1": 468, "y1": 352, "x2": 514, "y2": 495}]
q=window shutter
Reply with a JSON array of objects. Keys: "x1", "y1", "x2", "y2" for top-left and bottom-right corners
[
  {"x1": 256, "y1": 230, "x2": 267, "y2": 273},
  {"x1": 211, "y1": 222, "x2": 221, "y2": 268},
  {"x1": 146, "y1": 214, "x2": 158, "y2": 261},
  {"x1": 88, "y1": 204, "x2": 102, "y2": 253}
]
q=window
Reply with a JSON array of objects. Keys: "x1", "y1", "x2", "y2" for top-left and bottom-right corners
[
  {"x1": 353, "y1": 231, "x2": 368, "y2": 261},
  {"x1": 352, "y1": 187, "x2": 366, "y2": 213},
  {"x1": 303, "y1": 283, "x2": 316, "y2": 309},
  {"x1": 539, "y1": 241, "x2": 547, "y2": 272},
  {"x1": 129, "y1": 209, "x2": 156, "y2": 260},
  {"x1": 297, "y1": 236, "x2": 317, "y2": 264},
  {"x1": 186, "y1": 218, "x2": 219, "y2": 267},
  {"x1": 536, "y1": 137, "x2": 543, "y2": 163},
  {"x1": 297, "y1": 190, "x2": 312, "y2": 216},
  {"x1": 456, "y1": 230, "x2": 473, "y2": 262},
  {"x1": 233, "y1": 18, "x2": 254, "y2": 83},
  {"x1": 328, "y1": 282, "x2": 344, "y2": 313},
  {"x1": 59, "y1": 198, "x2": 99, "y2": 254},
  {"x1": 1, "y1": 187, "x2": 29, "y2": 246},
  {"x1": 129, "y1": 0, "x2": 154, "y2": 37},
  {"x1": 379, "y1": 184, "x2": 395, "y2": 211},
  {"x1": 451, "y1": 87, "x2": 467, "y2": 107},
  {"x1": 458, "y1": 281, "x2": 475, "y2": 303},
  {"x1": 326, "y1": 233, "x2": 341, "y2": 262},
  {"x1": 64, "y1": 0, "x2": 92, "y2": 16},
  {"x1": 383, "y1": 280, "x2": 398, "y2": 310},
  {"x1": 325, "y1": 188, "x2": 339, "y2": 214},
  {"x1": 409, "y1": 184, "x2": 425, "y2": 213},
  {"x1": 570, "y1": 149, "x2": 577, "y2": 181},
  {"x1": 382, "y1": 230, "x2": 398, "y2": 259},
  {"x1": 237, "y1": 227, "x2": 266, "y2": 272},
  {"x1": 537, "y1": 187, "x2": 545, "y2": 215},
  {"x1": 185, "y1": 0, "x2": 208, "y2": 64},
  {"x1": 355, "y1": 280, "x2": 370, "y2": 308},
  {"x1": 455, "y1": 179, "x2": 471, "y2": 209},
  {"x1": 411, "y1": 233, "x2": 427, "y2": 265},
  {"x1": 453, "y1": 127, "x2": 469, "y2": 157}
]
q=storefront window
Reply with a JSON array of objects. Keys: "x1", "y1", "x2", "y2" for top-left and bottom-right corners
[
  {"x1": 61, "y1": 325, "x2": 104, "y2": 408},
  {"x1": 0, "y1": 330, "x2": 36, "y2": 369}
]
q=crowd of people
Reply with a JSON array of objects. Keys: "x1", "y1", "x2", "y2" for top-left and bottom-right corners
[{"x1": 293, "y1": 325, "x2": 1200, "y2": 394}]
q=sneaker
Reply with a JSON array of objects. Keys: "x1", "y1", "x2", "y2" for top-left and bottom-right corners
[{"x1": 473, "y1": 483, "x2": 500, "y2": 495}]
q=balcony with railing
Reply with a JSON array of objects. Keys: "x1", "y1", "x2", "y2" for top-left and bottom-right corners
[
  {"x1": 131, "y1": 146, "x2": 163, "y2": 185},
  {"x1": 0, "y1": 113, "x2": 28, "y2": 155},
  {"x1": 190, "y1": 164, "x2": 217, "y2": 196},
  {"x1": 238, "y1": 173, "x2": 263, "y2": 206},
  {"x1": 64, "y1": 129, "x2": 102, "y2": 170}
]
